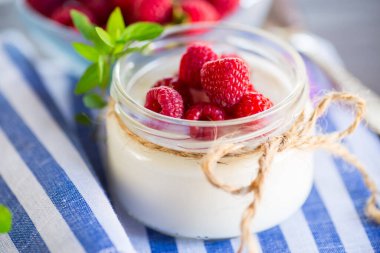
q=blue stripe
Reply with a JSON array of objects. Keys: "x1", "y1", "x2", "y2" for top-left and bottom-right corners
[
  {"x1": 147, "y1": 228, "x2": 178, "y2": 253},
  {"x1": 2, "y1": 43, "x2": 106, "y2": 188},
  {"x1": 325, "y1": 114, "x2": 380, "y2": 251},
  {"x1": 258, "y1": 226, "x2": 290, "y2": 253},
  {"x1": 0, "y1": 176, "x2": 50, "y2": 253},
  {"x1": 302, "y1": 185, "x2": 345, "y2": 252},
  {"x1": 68, "y1": 74, "x2": 108, "y2": 189},
  {"x1": 3, "y1": 44, "x2": 71, "y2": 140},
  {"x1": 204, "y1": 239, "x2": 234, "y2": 253},
  {"x1": 0, "y1": 93, "x2": 116, "y2": 252}
]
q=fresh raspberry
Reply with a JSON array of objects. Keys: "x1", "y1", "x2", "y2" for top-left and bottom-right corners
[
  {"x1": 51, "y1": 3, "x2": 96, "y2": 27},
  {"x1": 179, "y1": 44, "x2": 218, "y2": 89},
  {"x1": 184, "y1": 103, "x2": 225, "y2": 139},
  {"x1": 131, "y1": 0, "x2": 173, "y2": 24},
  {"x1": 247, "y1": 83, "x2": 256, "y2": 92},
  {"x1": 144, "y1": 86, "x2": 184, "y2": 118},
  {"x1": 184, "y1": 103, "x2": 225, "y2": 121},
  {"x1": 201, "y1": 58, "x2": 250, "y2": 108},
  {"x1": 27, "y1": 0, "x2": 65, "y2": 17},
  {"x1": 181, "y1": 0, "x2": 220, "y2": 22},
  {"x1": 233, "y1": 92, "x2": 273, "y2": 118},
  {"x1": 207, "y1": 0, "x2": 239, "y2": 17},
  {"x1": 80, "y1": 0, "x2": 115, "y2": 25},
  {"x1": 153, "y1": 77, "x2": 192, "y2": 107}
]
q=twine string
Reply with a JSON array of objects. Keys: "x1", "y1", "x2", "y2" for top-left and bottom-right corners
[
  {"x1": 109, "y1": 92, "x2": 380, "y2": 253},
  {"x1": 200, "y1": 92, "x2": 380, "y2": 253}
]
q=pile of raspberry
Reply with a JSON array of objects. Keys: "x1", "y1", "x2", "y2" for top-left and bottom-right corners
[
  {"x1": 144, "y1": 43, "x2": 273, "y2": 122},
  {"x1": 27, "y1": 0, "x2": 240, "y2": 28}
]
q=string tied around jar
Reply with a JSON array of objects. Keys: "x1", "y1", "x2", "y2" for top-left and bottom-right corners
[{"x1": 200, "y1": 92, "x2": 380, "y2": 253}]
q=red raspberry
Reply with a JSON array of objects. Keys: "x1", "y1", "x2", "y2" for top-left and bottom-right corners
[
  {"x1": 207, "y1": 0, "x2": 239, "y2": 17},
  {"x1": 179, "y1": 44, "x2": 218, "y2": 89},
  {"x1": 145, "y1": 86, "x2": 184, "y2": 118},
  {"x1": 27, "y1": 0, "x2": 65, "y2": 17},
  {"x1": 153, "y1": 77, "x2": 192, "y2": 107},
  {"x1": 201, "y1": 58, "x2": 250, "y2": 108},
  {"x1": 131, "y1": 0, "x2": 173, "y2": 24},
  {"x1": 233, "y1": 92, "x2": 273, "y2": 118},
  {"x1": 184, "y1": 103, "x2": 225, "y2": 139},
  {"x1": 51, "y1": 3, "x2": 96, "y2": 27},
  {"x1": 247, "y1": 83, "x2": 256, "y2": 92},
  {"x1": 79, "y1": 0, "x2": 115, "y2": 25},
  {"x1": 181, "y1": 0, "x2": 220, "y2": 22},
  {"x1": 184, "y1": 103, "x2": 225, "y2": 121}
]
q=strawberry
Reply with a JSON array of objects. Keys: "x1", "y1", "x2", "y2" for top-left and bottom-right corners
[
  {"x1": 181, "y1": 0, "x2": 220, "y2": 22},
  {"x1": 179, "y1": 44, "x2": 218, "y2": 89},
  {"x1": 201, "y1": 58, "x2": 250, "y2": 108},
  {"x1": 51, "y1": 3, "x2": 96, "y2": 27},
  {"x1": 27, "y1": 0, "x2": 65, "y2": 17},
  {"x1": 232, "y1": 91, "x2": 273, "y2": 118},
  {"x1": 145, "y1": 86, "x2": 184, "y2": 118},
  {"x1": 207, "y1": 0, "x2": 239, "y2": 17},
  {"x1": 131, "y1": 0, "x2": 173, "y2": 24},
  {"x1": 79, "y1": 0, "x2": 115, "y2": 25}
]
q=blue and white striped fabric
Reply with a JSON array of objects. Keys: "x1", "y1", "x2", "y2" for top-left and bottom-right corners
[{"x1": 0, "y1": 31, "x2": 379, "y2": 253}]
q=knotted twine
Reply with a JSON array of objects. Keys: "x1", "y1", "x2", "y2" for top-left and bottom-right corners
[{"x1": 109, "y1": 92, "x2": 380, "y2": 253}]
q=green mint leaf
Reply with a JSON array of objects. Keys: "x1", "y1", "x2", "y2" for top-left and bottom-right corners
[
  {"x1": 72, "y1": 42, "x2": 99, "y2": 62},
  {"x1": 106, "y1": 7, "x2": 125, "y2": 39},
  {"x1": 98, "y1": 56, "x2": 104, "y2": 83},
  {"x1": 75, "y1": 63, "x2": 98, "y2": 95},
  {"x1": 121, "y1": 22, "x2": 164, "y2": 42},
  {"x1": 83, "y1": 93, "x2": 107, "y2": 109},
  {"x1": 0, "y1": 205, "x2": 12, "y2": 233},
  {"x1": 75, "y1": 113, "x2": 91, "y2": 125},
  {"x1": 95, "y1": 27, "x2": 115, "y2": 47},
  {"x1": 99, "y1": 62, "x2": 111, "y2": 89},
  {"x1": 70, "y1": 10, "x2": 96, "y2": 41}
]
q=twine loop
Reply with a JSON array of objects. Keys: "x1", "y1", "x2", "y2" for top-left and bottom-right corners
[{"x1": 200, "y1": 92, "x2": 380, "y2": 253}]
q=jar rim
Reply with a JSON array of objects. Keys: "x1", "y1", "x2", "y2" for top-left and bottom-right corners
[{"x1": 112, "y1": 22, "x2": 308, "y2": 128}]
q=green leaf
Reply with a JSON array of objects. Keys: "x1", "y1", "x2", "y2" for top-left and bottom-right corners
[
  {"x1": 75, "y1": 113, "x2": 91, "y2": 125},
  {"x1": 106, "y1": 7, "x2": 125, "y2": 39},
  {"x1": 98, "y1": 56, "x2": 105, "y2": 83},
  {"x1": 75, "y1": 63, "x2": 98, "y2": 95},
  {"x1": 121, "y1": 22, "x2": 164, "y2": 42},
  {"x1": 83, "y1": 93, "x2": 107, "y2": 109},
  {"x1": 70, "y1": 10, "x2": 96, "y2": 41},
  {"x1": 0, "y1": 205, "x2": 12, "y2": 233},
  {"x1": 95, "y1": 27, "x2": 114, "y2": 47},
  {"x1": 72, "y1": 42, "x2": 99, "y2": 62},
  {"x1": 100, "y1": 63, "x2": 111, "y2": 89}
]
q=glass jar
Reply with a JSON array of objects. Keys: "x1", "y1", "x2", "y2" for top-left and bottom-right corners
[{"x1": 107, "y1": 23, "x2": 312, "y2": 239}]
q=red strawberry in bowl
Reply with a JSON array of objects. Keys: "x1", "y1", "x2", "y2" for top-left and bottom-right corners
[
  {"x1": 27, "y1": 0, "x2": 66, "y2": 17},
  {"x1": 207, "y1": 0, "x2": 240, "y2": 17},
  {"x1": 130, "y1": 0, "x2": 173, "y2": 24},
  {"x1": 51, "y1": 3, "x2": 96, "y2": 27},
  {"x1": 79, "y1": 0, "x2": 115, "y2": 25},
  {"x1": 181, "y1": 0, "x2": 220, "y2": 22}
]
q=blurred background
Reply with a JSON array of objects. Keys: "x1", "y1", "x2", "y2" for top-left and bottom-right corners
[{"x1": 0, "y1": 0, "x2": 379, "y2": 94}]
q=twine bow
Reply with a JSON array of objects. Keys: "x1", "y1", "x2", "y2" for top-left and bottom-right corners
[{"x1": 200, "y1": 92, "x2": 380, "y2": 253}]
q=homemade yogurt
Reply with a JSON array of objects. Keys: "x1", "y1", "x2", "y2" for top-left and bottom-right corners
[{"x1": 106, "y1": 24, "x2": 312, "y2": 239}]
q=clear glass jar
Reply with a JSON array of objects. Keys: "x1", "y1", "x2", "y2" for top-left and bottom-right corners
[{"x1": 107, "y1": 23, "x2": 312, "y2": 239}]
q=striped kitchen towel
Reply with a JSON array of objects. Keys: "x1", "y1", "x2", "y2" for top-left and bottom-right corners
[
  {"x1": 0, "y1": 31, "x2": 135, "y2": 252},
  {"x1": 0, "y1": 31, "x2": 379, "y2": 253}
]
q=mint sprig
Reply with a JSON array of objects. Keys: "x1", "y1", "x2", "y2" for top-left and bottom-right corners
[
  {"x1": 0, "y1": 205, "x2": 12, "y2": 233},
  {"x1": 71, "y1": 8, "x2": 164, "y2": 112}
]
